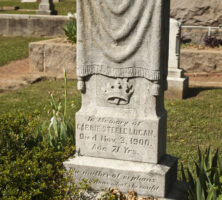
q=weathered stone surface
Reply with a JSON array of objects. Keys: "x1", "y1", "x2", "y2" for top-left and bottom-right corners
[
  {"x1": 75, "y1": 0, "x2": 170, "y2": 164},
  {"x1": 64, "y1": 155, "x2": 177, "y2": 198},
  {"x1": 167, "y1": 18, "x2": 189, "y2": 99},
  {"x1": 0, "y1": 14, "x2": 70, "y2": 36},
  {"x1": 171, "y1": 0, "x2": 222, "y2": 26},
  {"x1": 76, "y1": 77, "x2": 167, "y2": 163},
  {"x1": 64, "y1": 0, "x2": 179, "y2": 198},
  {"x1": 29, "y1": 38, "x2": 76, "y2": 78},
  {"x1": 77, "y1": 0, "x2": 169, "y2": 84},
  {"x1": 181, "y1": 49, "x2": 222, "y2": 73}
]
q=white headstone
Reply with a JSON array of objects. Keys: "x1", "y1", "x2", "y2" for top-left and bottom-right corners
[
  {"x1": 166, "y1": 18, "x2": 189, "y2": 99},
  {"x1": 169, "y1": 19, "x2": 181, "y2": 70},
  {"x1": 36, "y1": 0, "x2": 57, "y2": 15},
  {"x1": 64, "y1": 0, "x2": 180, "y2": 198}
]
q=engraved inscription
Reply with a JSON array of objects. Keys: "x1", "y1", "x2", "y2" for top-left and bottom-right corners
[
  {"x1": 77, "y1": 124, "x2": 154, "y2": 137},
  {"x1": 72, "y1": 168, "x2": 160, "y2": 192},
  {"x1": 76, "y1": 115, "x2": 158, "y2": 162}
]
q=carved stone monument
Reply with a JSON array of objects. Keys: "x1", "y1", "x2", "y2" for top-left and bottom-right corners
[
  {"x1": 166, "y1": 18, "x2": 189, "y2": 99},
  {"x1": 36, "y1": 0, "x2": 57, "y2": 15},
  {"x1": 64, "y1": 0, "x2": 179, "y2": 198}
]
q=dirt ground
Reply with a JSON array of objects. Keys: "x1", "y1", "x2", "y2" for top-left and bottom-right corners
[
  {"x1": 185, "y1": 73, "x2": 222, "y2": 88},
  {"x1": 0, "y1": 58, "x2": 222, "y2": 93},
  {"x1": 0, "y1": 59, "x2": 31, "y2": 92},
  {"x1": 0, "y1": 59, "x2": 46, "y2": 92}
]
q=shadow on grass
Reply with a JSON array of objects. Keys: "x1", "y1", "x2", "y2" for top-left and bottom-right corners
[{"x1": 185, "y1": 87, "x2": 220, "y2": 99}]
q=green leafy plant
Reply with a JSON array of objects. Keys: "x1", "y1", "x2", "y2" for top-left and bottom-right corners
[
  {"x1": 48, "y1": 70, "x2": 75, "y2": 150},
  {"x1": 64, "y1": 18, "x2": 77, "y2": 44},
  {"x1": 181, "y1": 147, "x2": 222, "y2": 200},
  {"x1": 0, "y1": 110, "x2": 76, "y2": 200}
]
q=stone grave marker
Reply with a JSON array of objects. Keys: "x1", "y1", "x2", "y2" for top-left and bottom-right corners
[
  {"x1": 36, "y1": 0, "x2": 57, "y2": 15},
  {"x1": 166, "y1": 18, "x2": 189, "y2": 99},
  {"x1": 64, "y1": 0, "x2": 180, "y2": 198}
]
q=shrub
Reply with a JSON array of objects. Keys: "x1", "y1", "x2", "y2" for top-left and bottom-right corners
[
  {"x1": 204, "y1": 36, "x2": 222, "y2": 48},
  {"x1": 0, "y1": 110, "x2": 76, "y2": 200},
  {"x1": 182, "y1": 147, "x2": 222, "y2": 200},
  {"x1": 64, "y1": 19, "x2": 76, "y2": 44}
]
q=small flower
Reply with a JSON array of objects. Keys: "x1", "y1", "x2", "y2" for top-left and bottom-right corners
[{"x1": 180, "y1": 139, "x2": 185, "y2": 143}]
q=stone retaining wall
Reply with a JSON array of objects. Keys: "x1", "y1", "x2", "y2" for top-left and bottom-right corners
[
  {"x1": 181, "y1": 49, "x2": 222, "y2": 73},
  {"x1": 182, "y1": 26, "x2": 222, "y2": 45},
  {"x1": 29, "y1": 38, "x2": 76, "y2": 78},
  {"x1": 0, "y1": 14, "x2": 71, "y2": 36}
]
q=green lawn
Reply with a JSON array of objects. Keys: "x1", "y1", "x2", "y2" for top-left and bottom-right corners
[
  {"x1": 0, "y1": 0, "x2": 76, "y2": 15},
  {"x1": 0, "y1": 36, "x2": 49, "y2": 66},
  {"x1": 0, "y1": 80, "x2": 221, "y2": 179},
  {"x1": 0, "y1": 79, "x2": 81, "y2": 121},
  {"x1": 166, "y1": 88, "x2": 222, "y2": 175}
]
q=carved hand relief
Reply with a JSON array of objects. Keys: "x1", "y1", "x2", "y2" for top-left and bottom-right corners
[
  {"x1": 77, "y1": 0, "x2": 165, "y2": 83},
  {"x1": 102, "y1": 78, "x2": 134, "y2": 105}
]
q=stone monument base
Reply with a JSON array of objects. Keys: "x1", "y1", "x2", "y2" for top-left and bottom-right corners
[
  {"x1": 166, "y1": 77, "x2": 189, "y2": 99},
  {"x1": 64, "y1": 155, "x2": 177, "y2": 198},
  {"x1": 166, "y1": 69, "x2": 189, "y2": 99}
]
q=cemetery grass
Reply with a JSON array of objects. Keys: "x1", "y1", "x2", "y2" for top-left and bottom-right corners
[
  {"x1": 166, "y1": 88, "x2": 222, "y2": 176},
  {"x1": 0, "y1": 80, "x2": 81, "y2": 122},
  {"x1": 0, "y1": 36, "x2": 49, "y2": 66},
  {"x1": 0, "y1": 0, "x2": 76, "y2": 15},
  {"x1": 0, "y1": 80, "x2": 221, "y2": 179}
]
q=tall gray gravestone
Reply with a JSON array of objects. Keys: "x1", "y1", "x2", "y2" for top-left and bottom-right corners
[
  {"x1": 64, "y1": 0, "x2": 179, "y2": 198},
  {"x1": 166, "y1": 18, "x2": 189, "y2": 99}
]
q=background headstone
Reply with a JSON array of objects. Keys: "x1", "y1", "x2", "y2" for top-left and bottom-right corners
[
  {"x1": 166, "y1": 18, "x2": 189, "y2": 99},
  {"x1": 36, "y1": 0, "x2": 57, "y2": 15},
  {"x1": 64, "y1": 0, "x2": 180, "y2": 198}
]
